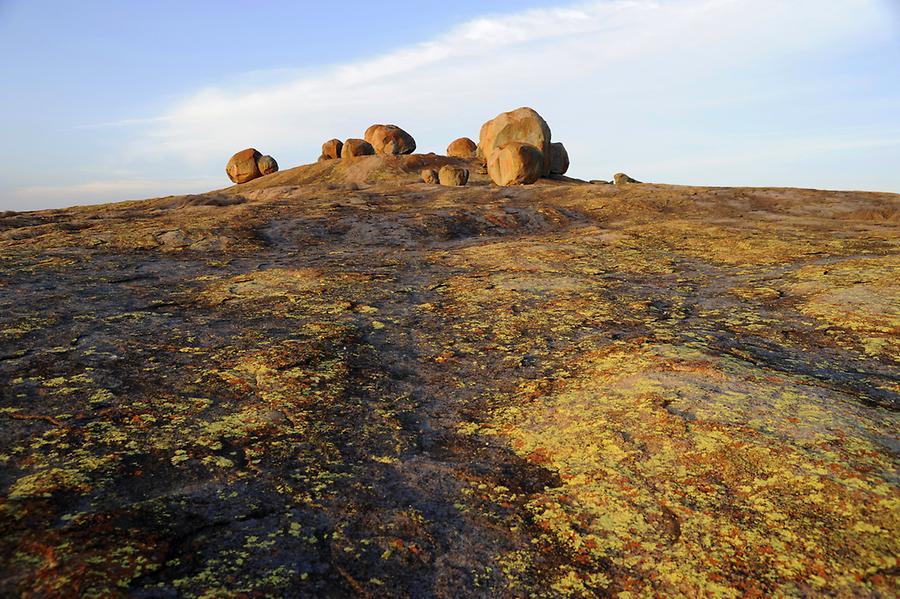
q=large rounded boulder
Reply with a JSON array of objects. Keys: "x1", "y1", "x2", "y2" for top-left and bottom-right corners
[
  {"x1": 368, "y1": 124, "x2": 416, "y2": 155},
  {"x1": 364, "y1": 124, "x2": 382, "y2": 144},
  {"x1": 447, "y1": 137, "x2": 477, "y2": 159},
  {"x1": 487, "y1": 142, "x2": 544, "y2": 186},
  {"x1": 321, "y1": 139, "x2": 343, "y2": 160},
  {"x1": 479, "y1": 107, "x2": 552, "y2": 176},
  {"x1": 438, "y1": 165, "x2": 469, "y2": 187},
  {"x1": 226, "y1": 148, "x2": 263, "y2": 184},
  {"x1": 342, "y1": 138, "x2": 375, "y2": 159},
  {"x1": 257, "y1": 155, "x2": 278, "y2": 175},
  {"x1": 549, "y1": 142, "x2": 569, "y2": 175}
]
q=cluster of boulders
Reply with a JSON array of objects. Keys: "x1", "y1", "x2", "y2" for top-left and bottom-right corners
[
  {"x1": 225, "y1": 148, "x2": 279, "y2": 184},
  {"x1": 477, "y1": 107, "x2": 569, "y2": 186},
  {"x1": 317, "y1": 124, "x2": 417, "y2": 162},
  {"x1": 421, "y1": 165, "x2": 469, "y2": 187},
  {"x1": 225, "y1": 107, "x2": 641, "y2": 188}
]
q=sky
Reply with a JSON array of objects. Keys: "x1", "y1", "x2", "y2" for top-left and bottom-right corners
[{"x1": 1, "y1": 0, "x2": 899, "y2": 211}]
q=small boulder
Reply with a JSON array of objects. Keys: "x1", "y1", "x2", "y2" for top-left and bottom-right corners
[
  {"x1": 322, "y1": 139, "x2": 343, "y2": 160},
  {"x1": 479, "y1": 107, "x2": 552, "y2": 176},
  {"x1": 487, "y1": 142, "x2": 544, "y2": 186},
  {"x1": 257, "y1": 155, "x2": 278, "y2": 175},
  {"x1": 614, "y1": 173, "x2": 641, "y2": 185},
  {"x1": 342, "y1": 138, "x2": 375, "y2": 159},
  {"x1": 438, "y1": 165, "x2": 469, "y2": 187},
  {"x1": 226, "y1": 148, "x2": 263, "y2": 184},
  {"x1": 549, "y1": 142, "x2": 569, "y2": 175},
  {"x1": 368, "y1": 125, "x2": 416, "y2": 155},
  {"x1": 447, "y1": 137, "x2": 477, "y2": 159},
  {"x1": 421, "y1": 168, "x2": 439, "y2": 184}
]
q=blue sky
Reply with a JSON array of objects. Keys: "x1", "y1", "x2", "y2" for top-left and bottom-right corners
[{"x1": 1, "y1": 0, "x2": 899, "y2": 210}]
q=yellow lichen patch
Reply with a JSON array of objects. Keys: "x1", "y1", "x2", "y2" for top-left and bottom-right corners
[
  {"x1": 1, "y1": 316, "x2": 53, "y2": 340},
  {"x1": 488, "y1": 340, "x2": 899, "y2": 597},
  {"x1": 623, "y1": 220, "x2": 836, "y2": 266},
  {"x1": 197, "y1": 268, "x2": 328, "y2": 305},
  {"x1": 785, "y1": 256, "x2": 900, "y2": 357},
  {"x1": 194, "y1": 268, "x2": 370, "y2": 318}
]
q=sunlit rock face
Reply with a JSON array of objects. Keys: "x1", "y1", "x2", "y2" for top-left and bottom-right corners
[{"x1": 0, "y1": 158, "x2": 897, "y2": 597}]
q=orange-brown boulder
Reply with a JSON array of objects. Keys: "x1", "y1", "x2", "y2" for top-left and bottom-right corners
[
  {"x1": 322, "y1": 139, "x2": 343, "y2": 160},
  {"x1": 226, "y1": 148, "x2": 262, "y2": 184},
  {"x1": 487, "y1": 142, "x2": 544, "y2": 186},
  {"x1": 364, "y1": 124, "x2": 382, "y2": 144},
  {"x1": 341, "y1": 138, "x2": 375, "y2": 159},
  {"x1": 549, "y1": 142, "x2": 569, "y2": 175},
  {"x1": 421, "y1": 169, "x2": 439, "y2": 184},
  {"x1": 438, "y1": 165, "x2": 469, "y2": 186},
  {"x1": 257, "y1": 155, "x2": 278, "y2": 175},
  {"x1": 447, "y1": 137, "x2": 477, "y2": 159},
  {"x1": 368, "y1": 125, "x2": 416, "y2": 155},
  {"x1": 479, "y1": 107, "x2": 552, "y2": 176}
]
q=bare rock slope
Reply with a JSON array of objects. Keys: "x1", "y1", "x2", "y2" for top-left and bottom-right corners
[{"x1": 1, "y1": 156, "x2": 898, "y2": 597}]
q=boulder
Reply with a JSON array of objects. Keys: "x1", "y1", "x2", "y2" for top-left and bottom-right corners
[
  {"x1": 257, "y1": 155, "x2": 278, "y2": 175},
  {"x1": 479, "y1": 107, "x2": 552, "y2": 176},
  {"x1": 421, "y1": 169, "x2": 439, "y2": 184},
  {"x1": 438, "y1": 165, "x2": 469, "y2": 187},
  {"x1": 322, "y1": 139, "x2": 343, "y2": 160},
  {"x1": 226, "y1": 148, "x2": 263, "y2": 184},
  {"x1": 447, "y1": 137, "x2": 477, "y2": 159},
  {"x1": 549, "y1": 142, "x2": 569, "y2": 175},
  {"x1": 364, "y1": 124, "x2": 383, "y2": 144},
  {"x1": 487, "y1": 142, "x2": 544, "y2": 186},
  {"x1": 614, "y1": 173, "x2": 641, "y2": 185},
  {"x1": 342, "y1": 138, "x2": 375, "y2": 159},
  {"x1": 368, "y1": 124, "x2": 416, "y2": 155}
]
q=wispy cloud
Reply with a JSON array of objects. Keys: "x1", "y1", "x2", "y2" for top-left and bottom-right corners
[
  {"x1": 132, "y1": 0, "x2": 892, "y2": 168},
  {"x1": 7, "y1": 0, "x2": 898, "y2": 209}
]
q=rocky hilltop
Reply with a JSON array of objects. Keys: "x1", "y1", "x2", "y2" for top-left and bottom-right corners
[{"x1": 1, "y1": 149, "x2": 898, "y2": 597}]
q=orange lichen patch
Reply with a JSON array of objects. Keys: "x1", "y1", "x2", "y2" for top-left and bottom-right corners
[{"x1": 485, "y1": 340, "x2": 899, "y2": 597}]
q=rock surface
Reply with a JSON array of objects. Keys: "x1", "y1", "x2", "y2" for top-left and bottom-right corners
[
  {"x1": 479, "y1": 107, "x2": 552, "y2": 176},
  {"x1": 321, "y1": 139, "x2": 343, "y2": 160},
  {"x1": 438, "y1": 165, "x2": 469, "y2": 186},
  {"x1": 225, "y1": 148, "x2": 263, "y2": 184},
  {"x1": 257, "y1": 155, "x2": 279, "y2": 175},
  {"x1": 0, "y1": 167, "x2": 897, "y2": 598},
  {"x1": 368, "y1": 125, "x2": 416, "y2": 155},
  {"x1": 487, "y1": 142, "x2": 544, "y2": 186},
  {"x1": 549, "y1": 142, "x2": 569, "y2": 175},
  {"x1": 341, "y1": 138, "x2": 375, "y2": 159},
  {"x1": 614, "y1": 172, "x2": 641, "y2": 185},
  {"x1": 447, "y1": 137, "x2": 477, "y2": 159}
]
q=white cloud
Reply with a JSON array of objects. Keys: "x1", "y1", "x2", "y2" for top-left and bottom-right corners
[
  {"x1": 131, "y1": 0, "x2": 892, "y2": 170},
  {"x1": 9, "y1": 0, "x2": 898, "y2": 209}
]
